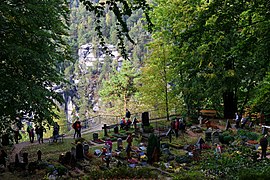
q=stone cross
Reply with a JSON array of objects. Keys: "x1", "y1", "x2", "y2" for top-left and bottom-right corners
[{"x1": 102, "y1": 124, "x2": 108, "y2": 136}]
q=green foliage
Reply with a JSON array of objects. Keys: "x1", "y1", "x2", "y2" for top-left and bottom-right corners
[
  {"x1": 173, "y1": 170, "x2": 206, "y2": 180},
  {"x1": 0, "y1": 0, "x2": 71, "y2": 136},
  {"x1": 150, "y1": 0, "x2": 270, "y2": 117},
  {"x1": 80, "y1": 0, "x2": 153, "y2": 59},
  {"x1": 99, "y1": 60, "x2": 140, "y2": 114},
  {"x1": 85, "y1": 166, "x2": 158, "y2": 179},
  {"x1": 237, "y1": 129, "x2": 259, "y2": 140}
]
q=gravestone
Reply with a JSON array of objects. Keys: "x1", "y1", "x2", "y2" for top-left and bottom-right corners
[
  {"x1": 117, "y1": 138, "x2": 123, "y2": 150},
  {"x1": 15, "y1": 154, "x2": 20, "y2": 167},
  {"x1": 102, "y1": 124, "x2": 108, "y2": 137},
  {"x1": 196, "y1": 137, "x2": 205, "y2": 150},
  {"x1": 83, "y1": 143, "x2": 89, "y2": 155},
  {"x1": 37, "y1": 150, "x2": 42, "y2": 161},
  {"x1": 93, "y1": 133, "x2": 98, "y2": 141},
  {"x1": 141, "y1": 112, "x2": 150, "y2": 126},
  {"x1": 249, "y1": 121, "x2": 254, "y2": 128},
  {"x1": 225, "y1": 119, "x2": 232, "y2": 130},
  {"x1": 1, "y1": 134, "x2": 10, "y2": 146},
  {"x1": 114, "y1": 126, "x2": 119, "y2": 134},
  {"x1": 262, "y1": 126, "x2": 268, "y2": 135},
  {"x1": 76, "y1": 143, "x2": 84, "y2": 160},
  {"x1": 64, "y1": 151, "x2": 71, "y2": 164},
  {"x1": 205, "y1": 129, "x2": 212, "y2": 142},
  {"x1": 212, "y1": 131, "x2": 220, "y2": 145},
  {"x1": 71, "y1": 147, "x2": 76, "y2": 159},
  {"x1": 23, "y1": 153, "x2": 28, "y2": 164}
]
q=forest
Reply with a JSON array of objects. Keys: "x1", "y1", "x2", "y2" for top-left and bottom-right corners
[
  {"x1": 1, "y1": 0, "x2": 270, "y2": 150},
  {"x1": 1, "y1": 0, "x2": 270, "y2": 179}
]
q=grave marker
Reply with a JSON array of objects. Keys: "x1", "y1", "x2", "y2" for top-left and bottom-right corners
[
  {"x1": 117, "y1": 138, "x2": 123, "y2": 151},
  {"x1": 205, "y1": 129, "x2": 212, "y2": 142},
  {"x1": 83, "y1": 143, "x2": 89, "y2": 155},
  {"x1": 93, "y1": 133, "x2": 98, "y2": 141},
  {"x1": 196, "y1": 137, "x2": 205, "y2": 150},
  {"x1": 225, "y1": 119, "x2": 232, "y2": 130},
  {"x1": 114, "y1": 126, "x2": 119, "y2": 134},
  {"x1": 37, "y1": 150, "x2": 42, "y2": 161},
  {"x1": 212, "y1": 131, "x2": 220, "y2": 145},
  {"x1": 76, "y1": 143, "x2": 84, "y2": 160},
  {"x1": 102, "y1": 124, "x2": 108, "y2": 137}
]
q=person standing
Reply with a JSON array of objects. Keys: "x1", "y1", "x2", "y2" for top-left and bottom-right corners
[
  {"x1": 235, "y1": 112, "x2": 240, "y2": 129},
  {"x1": 73, "y1": 119, "x2": 82, "y2": 138},
  {"x1": 125, "y1": 109, "x2": 131, "y2": 119},
  {"x1": 27, "y1": 123, "x2": 35, "y2": 143},
  {"x1": 53, "y1": 122, "x2": 60, "y2": 142},
  {"x1": 12, "y1": 123, "x2": 20, "y2": 144},
  {"x1": 260, "y1": 134, "x2": 268, "y2": 159},
  {"x1": 36, "y1": 125, "x2": 46, "y2": 144}
]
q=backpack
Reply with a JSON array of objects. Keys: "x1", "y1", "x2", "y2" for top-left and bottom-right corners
[{"x1": 72, "y1": 122, "x2": 77, "y2": 129}]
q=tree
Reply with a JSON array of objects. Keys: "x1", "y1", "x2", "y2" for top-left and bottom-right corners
[
  {"x1": 99, "y1": 60, "x2": 140, "y2": 115},
  {"x1": 0, "y1": 0, "x2": 71, "y2": 137},
  {"x1": 149, "y1": 0, "x2": 270, "y2": 118},
  {"x1": 80, "y1": 0, "x2": 153, "y2": 59}
]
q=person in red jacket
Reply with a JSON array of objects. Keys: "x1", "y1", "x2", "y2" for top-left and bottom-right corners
[{"x1": 72, "y1": 119, "x2": 82, "y2": 138}]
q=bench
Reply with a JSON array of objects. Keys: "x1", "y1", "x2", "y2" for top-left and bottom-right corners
[
  {"x1": 199, "y1": 109, "x2": 217, "y2": 118},
  {"x1": 49, "y1": 134, "x2": 65, "y2": 144}
]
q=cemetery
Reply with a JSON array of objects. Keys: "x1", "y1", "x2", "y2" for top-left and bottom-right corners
[{"x1": 1, "y1": 113, "x2": 270, "y2": 180}]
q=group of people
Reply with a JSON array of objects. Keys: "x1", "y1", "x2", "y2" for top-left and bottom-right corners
[
  {"x1": 26, "y1": 123, "x2": 51, "y2": 143},
  {"x1": 171, "y1": 118, "x2": 186, "y2": 138},
  {"x1": 26, "y1": 122, "x2": 54, "y2": 144},
  {"x1": 234, "y1": 112, "x2": 252, "y2": 129},
  {"x1": 119, "y1": 109, "x2": 139, "y2": 131}
]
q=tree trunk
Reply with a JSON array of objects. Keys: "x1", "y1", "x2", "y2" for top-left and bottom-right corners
[{"x1": 223, "y1": 91, "x2": 237, "y2": 119}]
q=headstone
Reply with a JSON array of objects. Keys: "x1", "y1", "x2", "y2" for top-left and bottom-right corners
[
  {"x1": 64, "y1": 151, "x2": 71, "y2": 164},
  {"x1": 225, "y1": 119, "x2": 232, "y2": 130},
  {"x1": 76, "y1": 143, "x2": 84, "y2": 160},
  {"x1": 102, "y1": 124, "x2": 108, "y2": 136},
  {"x1": 37, "y1": 150, "x2": 42, "y2": 161},
  {"x1": 22, "y1": 153, "x2": 28, "y2": 164},
  {"x1": 71, "y1": 147, "x2": 76, "y2": 159},
  {"x1": 196, "y1": 137, "x2": 205, "y2": 149},
  {"x1": 141, "y1": 112, "x2": 150, "y2": 126},
  {"x1": 205, "y1": 129, "x2": 212, "y2": 142},
  {"x1": 83, "y1": 143, "x2": 89, "y2": 155},
  {"x1": 1, "y1": 134, "x2": 9, "y2": 146},
  {"x1": 262, "y1": 126, "x2": 268, "y2": 135},
  {"x1": 114, "y1": 126, "x2": 119, "y2": 134},
  {"x1": 15, "y1": 154, "x2": 20, "y2": 166},
  {"x1": 117, "y1": 138, "x2": 123, "y2": 150},
  {"x1": 249, "y1": 121, "x2": 254, "y2": 128},
  {"x1": 212, "y1": 131, "x2": 219, "y2": 145},
  {"x1": 93, "y1": 133, "x2": 98, "y2": 141}
]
